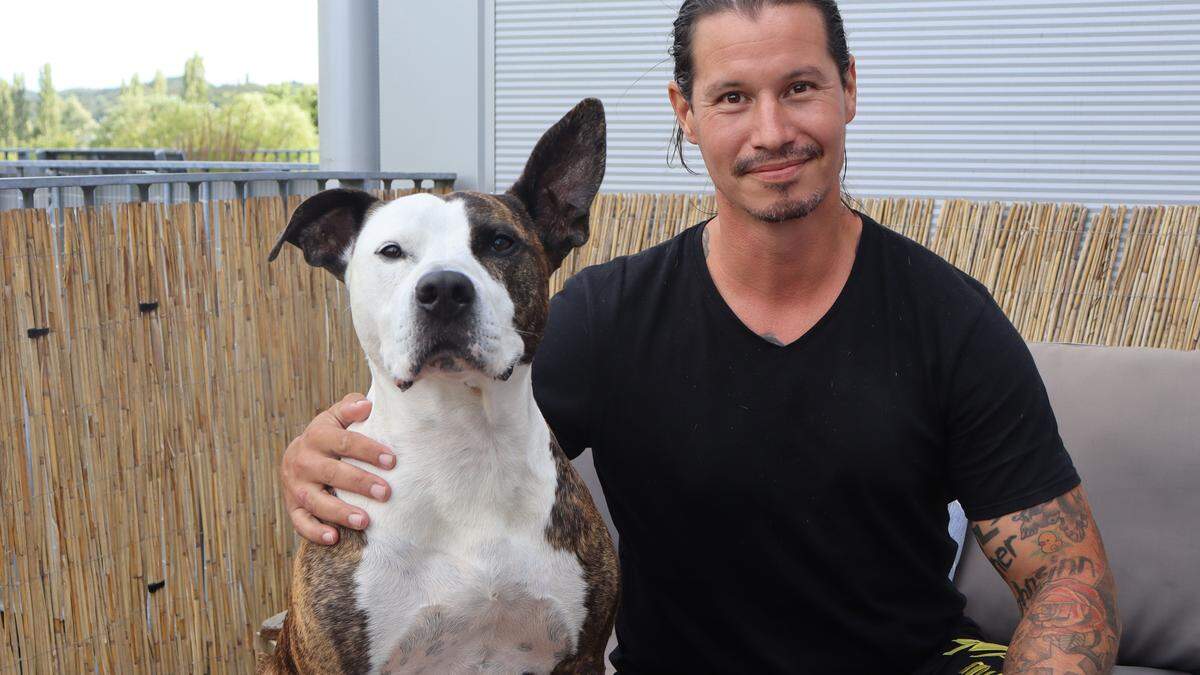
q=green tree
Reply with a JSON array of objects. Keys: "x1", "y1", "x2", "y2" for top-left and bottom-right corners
[
  {"x1": 152, "y1": 70, "x2": 168, "y2": 96},
  {"x1": 265, "y1": 82, "x2": 318, "y2": 129},
  {"x1": 11, "y1": 74, "x2": 30, "y2": 142},
  {"x1": 94, "y1": 91, "x2": 316, "y2": 159},
  {"x1": 0, "y1": 79, "x2": 14, "y2": 145},
  {"x1": 61, "y1": 95, "x2": 97, "y2": 145},
  {"x1": 35, "y1": 64, "x2": 65, "y2": 143},
  {"x1": 182, "y1": 54, "x2": 208, "y2": 103},
  {"x1": 122, "y1": 73, "x2": 145, "y2": 100}
]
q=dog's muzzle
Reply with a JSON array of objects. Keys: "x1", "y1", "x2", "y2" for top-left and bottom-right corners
[
  {"x1": 395, "y1": 270, "x2": 511, "y2": 391},
  {"x1": 415, "y1": 270, "x2": 475, "y2": 321}
]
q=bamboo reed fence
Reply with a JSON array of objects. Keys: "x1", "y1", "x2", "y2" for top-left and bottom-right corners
[{"x1": 1, "y1": 191, "x2": 1197, "y2": 673}]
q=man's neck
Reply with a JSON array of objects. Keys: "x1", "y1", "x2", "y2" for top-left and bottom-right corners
[{"x1": 705, "y1": 192, "x2": 862, "y2": 303}]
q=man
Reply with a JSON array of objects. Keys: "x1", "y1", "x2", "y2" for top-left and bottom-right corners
[{"x1": 278, "y1": 1, "x2": 1120, "y2": 672}]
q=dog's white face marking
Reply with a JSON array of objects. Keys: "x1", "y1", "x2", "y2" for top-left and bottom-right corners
[{"x1": 344, "y1": 193, "x2": 526, "y2": 390}]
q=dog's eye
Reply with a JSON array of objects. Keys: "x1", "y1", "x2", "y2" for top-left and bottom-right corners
[
  {"x1": 377, "y1": 244, "x2": 405, "y2": 259},
  {"x1": 490, "y1": 234, "x2": 516, "y2": 253}
]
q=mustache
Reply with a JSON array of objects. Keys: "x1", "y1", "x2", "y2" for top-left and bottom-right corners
[{"x1": 733, "y1": 144, "x2": 823, "y2": 176}]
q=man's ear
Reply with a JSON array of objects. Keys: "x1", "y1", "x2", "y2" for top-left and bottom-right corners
[
  {"x1": 507, "y1": 97, "x2": 606, "y2": 272},
  {"x1": 267, "y1": 188, "x2": 379, "y2": 281},
  {"x1": 667, "y1": 80, "x2": 697, "y2": 144}
]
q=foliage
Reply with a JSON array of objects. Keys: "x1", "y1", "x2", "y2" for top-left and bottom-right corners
[
  {"x1": 182, "y1": 54, "x2": 208, "y2": 103},
  {"x1": 11, "y1": 74, "x2": 31, "y2": 142},
  {"x1": 152, "y1": 70, "x2": 168, "y2": 96},
  {"x1": 60, "y1": 95, "x2": 98, "y2": 145},
  {"x1": 94, "y1": 91, "x2": 316, "y2": 160},
  {"x1": 265, "y1": 82, "x2": 318, "y2": 129},
  {"x1": 0, "y1": 56, "x2": 316, "y2": 156},
  {"x1": 0, "y1": 65, "x2": 98, "y2": 148},
  {"x1": 34, "y1": 64, "x2": 64, "y2": 142},
  {"x1": 0, "y1": 79, "x2": 14, "y2": 146}
]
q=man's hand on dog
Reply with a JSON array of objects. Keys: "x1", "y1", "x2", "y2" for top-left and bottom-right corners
[{"x1": 281, "y1": 393, "x2": 395, "y2": 545}]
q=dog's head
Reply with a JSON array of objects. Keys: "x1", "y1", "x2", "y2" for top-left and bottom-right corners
[{"x1": 269, "y1": 98, "x2": 605, "y2": 390}]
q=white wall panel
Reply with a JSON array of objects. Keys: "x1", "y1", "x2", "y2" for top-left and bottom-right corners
[
  {"x1": 495, "y1": 0, "x2": 1200, "y2": 208},
  {"x1": 495, "y1": 0, "x2": 709, "y2": 193},
  {"x1": 838, "y1": 0, "x2": 1200, "y2": 207}
]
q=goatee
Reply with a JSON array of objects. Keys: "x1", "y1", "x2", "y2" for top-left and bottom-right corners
[{"x1": 747, "y1": 187, "x2": 827, "y2": 223}]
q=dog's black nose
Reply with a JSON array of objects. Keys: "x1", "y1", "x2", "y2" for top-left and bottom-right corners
[{"x1": 415, "y1": 270, "x2": 476, "y2": 320}]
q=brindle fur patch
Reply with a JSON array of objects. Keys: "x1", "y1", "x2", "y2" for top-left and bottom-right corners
[
  {"x1": 545, "y1": 437, "x2": 620, "y2": 674},
  {"x1": 258, "y1": 528, "x2": 371, "y2": 674},
  {"x1": 448, "y1": 191, "x2": 553, "y2": 363}
]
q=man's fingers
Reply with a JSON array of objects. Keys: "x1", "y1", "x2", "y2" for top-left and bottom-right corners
[
  {"x1": 304, "y1": 424, "x2": 395, "y2": 471},
  {"x1": 305, "y1": 455, "x2": 391, "y2": 502},
  {"x1": 327, "y1": 393, "x2": 373, "y2": 428},
  {"x1": 299, "y1": 484, "x2": 373, "y2": 531},
  {"x1": 290, "y1": 506, "x2": 338, "y2": 545}
]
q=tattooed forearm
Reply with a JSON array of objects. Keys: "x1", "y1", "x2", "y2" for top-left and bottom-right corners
[
  {"x1": 1011, "y1": 488, "x2": 1089, "y2": 543},
  {"x1": 1005, "y1": 564, "x2": 1119, "y2": 674},
  {"x1": 983, "y1": 488, "x2": 1120, "y2": 674}
]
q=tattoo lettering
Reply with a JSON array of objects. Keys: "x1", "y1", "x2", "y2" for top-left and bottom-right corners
[
  {"x1": 974, "y1": 519, "x2": 1020, "y2": 572},
  {"x1": 1010, "y1": 556, "x2": 1100, "y2": 614},
  {"x1": 1011, "y1": 490, "x2": 1089, "y2": 542}
]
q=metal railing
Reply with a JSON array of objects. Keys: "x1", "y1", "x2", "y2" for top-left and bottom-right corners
[
  {"x1": 237, "y1": 148, "x2": 320, "y2": 163},
  {"x1": 0, "y1": 159, "x2": 320, "y2": 177},
  {"x1": 0, "y1": 147, "x2": 187, "y2": 161},
  {"x1": 0, "y1": 170, "x2": 457, "y2": 214}
]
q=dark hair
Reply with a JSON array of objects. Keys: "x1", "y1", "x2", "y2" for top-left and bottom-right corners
[{"x1": 668, "y1": 0, "x2": 854, "y2": 199}]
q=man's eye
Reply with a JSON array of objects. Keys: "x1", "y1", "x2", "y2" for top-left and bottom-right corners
[
  {"x1": 722, "y1": 92, "x2": 742, "y2": 104},
  {"x1": 377, "y1": 244, "x2": 404, "y2": 259},
  {"x1": 491, "y1": 234, "x2": 516, "y2": 253},
  {"x1": 790, "y1": 82, "x2": 811, "y2": 95}
]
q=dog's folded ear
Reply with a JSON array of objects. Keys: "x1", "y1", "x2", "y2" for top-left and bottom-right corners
[
  {"x1": 268, "y1": 188, "x2": 379, "y2": 281},
  {"x1": 507, "y1": 97, "x2": 606, "y2": 272}
]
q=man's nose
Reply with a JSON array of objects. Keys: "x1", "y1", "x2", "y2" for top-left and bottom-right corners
[
  {"x1": 751, "y1": 98, "x2": 792, "y2": 150},
  {"x1": 415, "y1": 270, "x2": 476, "y2": 320}
]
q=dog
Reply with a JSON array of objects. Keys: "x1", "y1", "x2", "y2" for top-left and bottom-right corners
[{"x1": 259, "y1": 99, "x2": 619, "y2": 674}]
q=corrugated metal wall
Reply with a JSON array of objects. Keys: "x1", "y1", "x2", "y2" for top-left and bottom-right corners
[
  {"x1": 495, "y1": 0, "x2": 705, "y2": 193},
  {"x1": 495, "y1": 0, "x2": 1200, "y2": 207}
]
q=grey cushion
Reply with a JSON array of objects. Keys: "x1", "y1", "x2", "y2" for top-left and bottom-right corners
[{"x1": 954, "y1": 343, "x2": 1200, "y2": 672}]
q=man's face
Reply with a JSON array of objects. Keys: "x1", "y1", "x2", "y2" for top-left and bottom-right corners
[{"x1": 669, "y1": 3, "x2": 857, "y2": 223}]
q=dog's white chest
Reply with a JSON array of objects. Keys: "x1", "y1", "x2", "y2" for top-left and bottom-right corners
[
  {"x1": 341, "y1": 399, "x2": 588, "y2": 674},
  {"x1": 358, "y1": 532, "x2": 586, "y2": 674}
]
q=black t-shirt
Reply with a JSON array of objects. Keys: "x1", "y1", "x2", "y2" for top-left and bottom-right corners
[{"x1": 531, "y1": 212, "x2": 1080, "y2": 674}]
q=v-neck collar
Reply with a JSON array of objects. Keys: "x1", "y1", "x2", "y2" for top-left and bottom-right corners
[{"x1": 692, "y1": 211, "x2": 871, "y2": 350}]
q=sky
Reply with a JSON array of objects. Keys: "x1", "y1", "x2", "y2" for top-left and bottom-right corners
[{"x1": 1, "y1": 0, "x2": 318, "y2": 91}]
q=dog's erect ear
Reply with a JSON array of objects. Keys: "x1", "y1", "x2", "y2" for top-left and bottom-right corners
[
  {"x1": 507, "y1": 98, "x2": 606, "y2": 272},
  {"x1": 267, "y1": 188, "x2": 379, "y2": 280}
]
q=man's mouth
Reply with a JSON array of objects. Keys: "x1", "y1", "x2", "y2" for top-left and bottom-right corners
[
  {"x1": 735, "y1": 145, "x2": 822, "y2": 182},
  {"x1": 748, "y1": 159, "x2": 809, "y2": 182}
]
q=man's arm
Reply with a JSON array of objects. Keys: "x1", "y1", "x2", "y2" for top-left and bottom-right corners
[{"x1": 969, "y1": 485, "x2": 1121, "y2": 673}]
